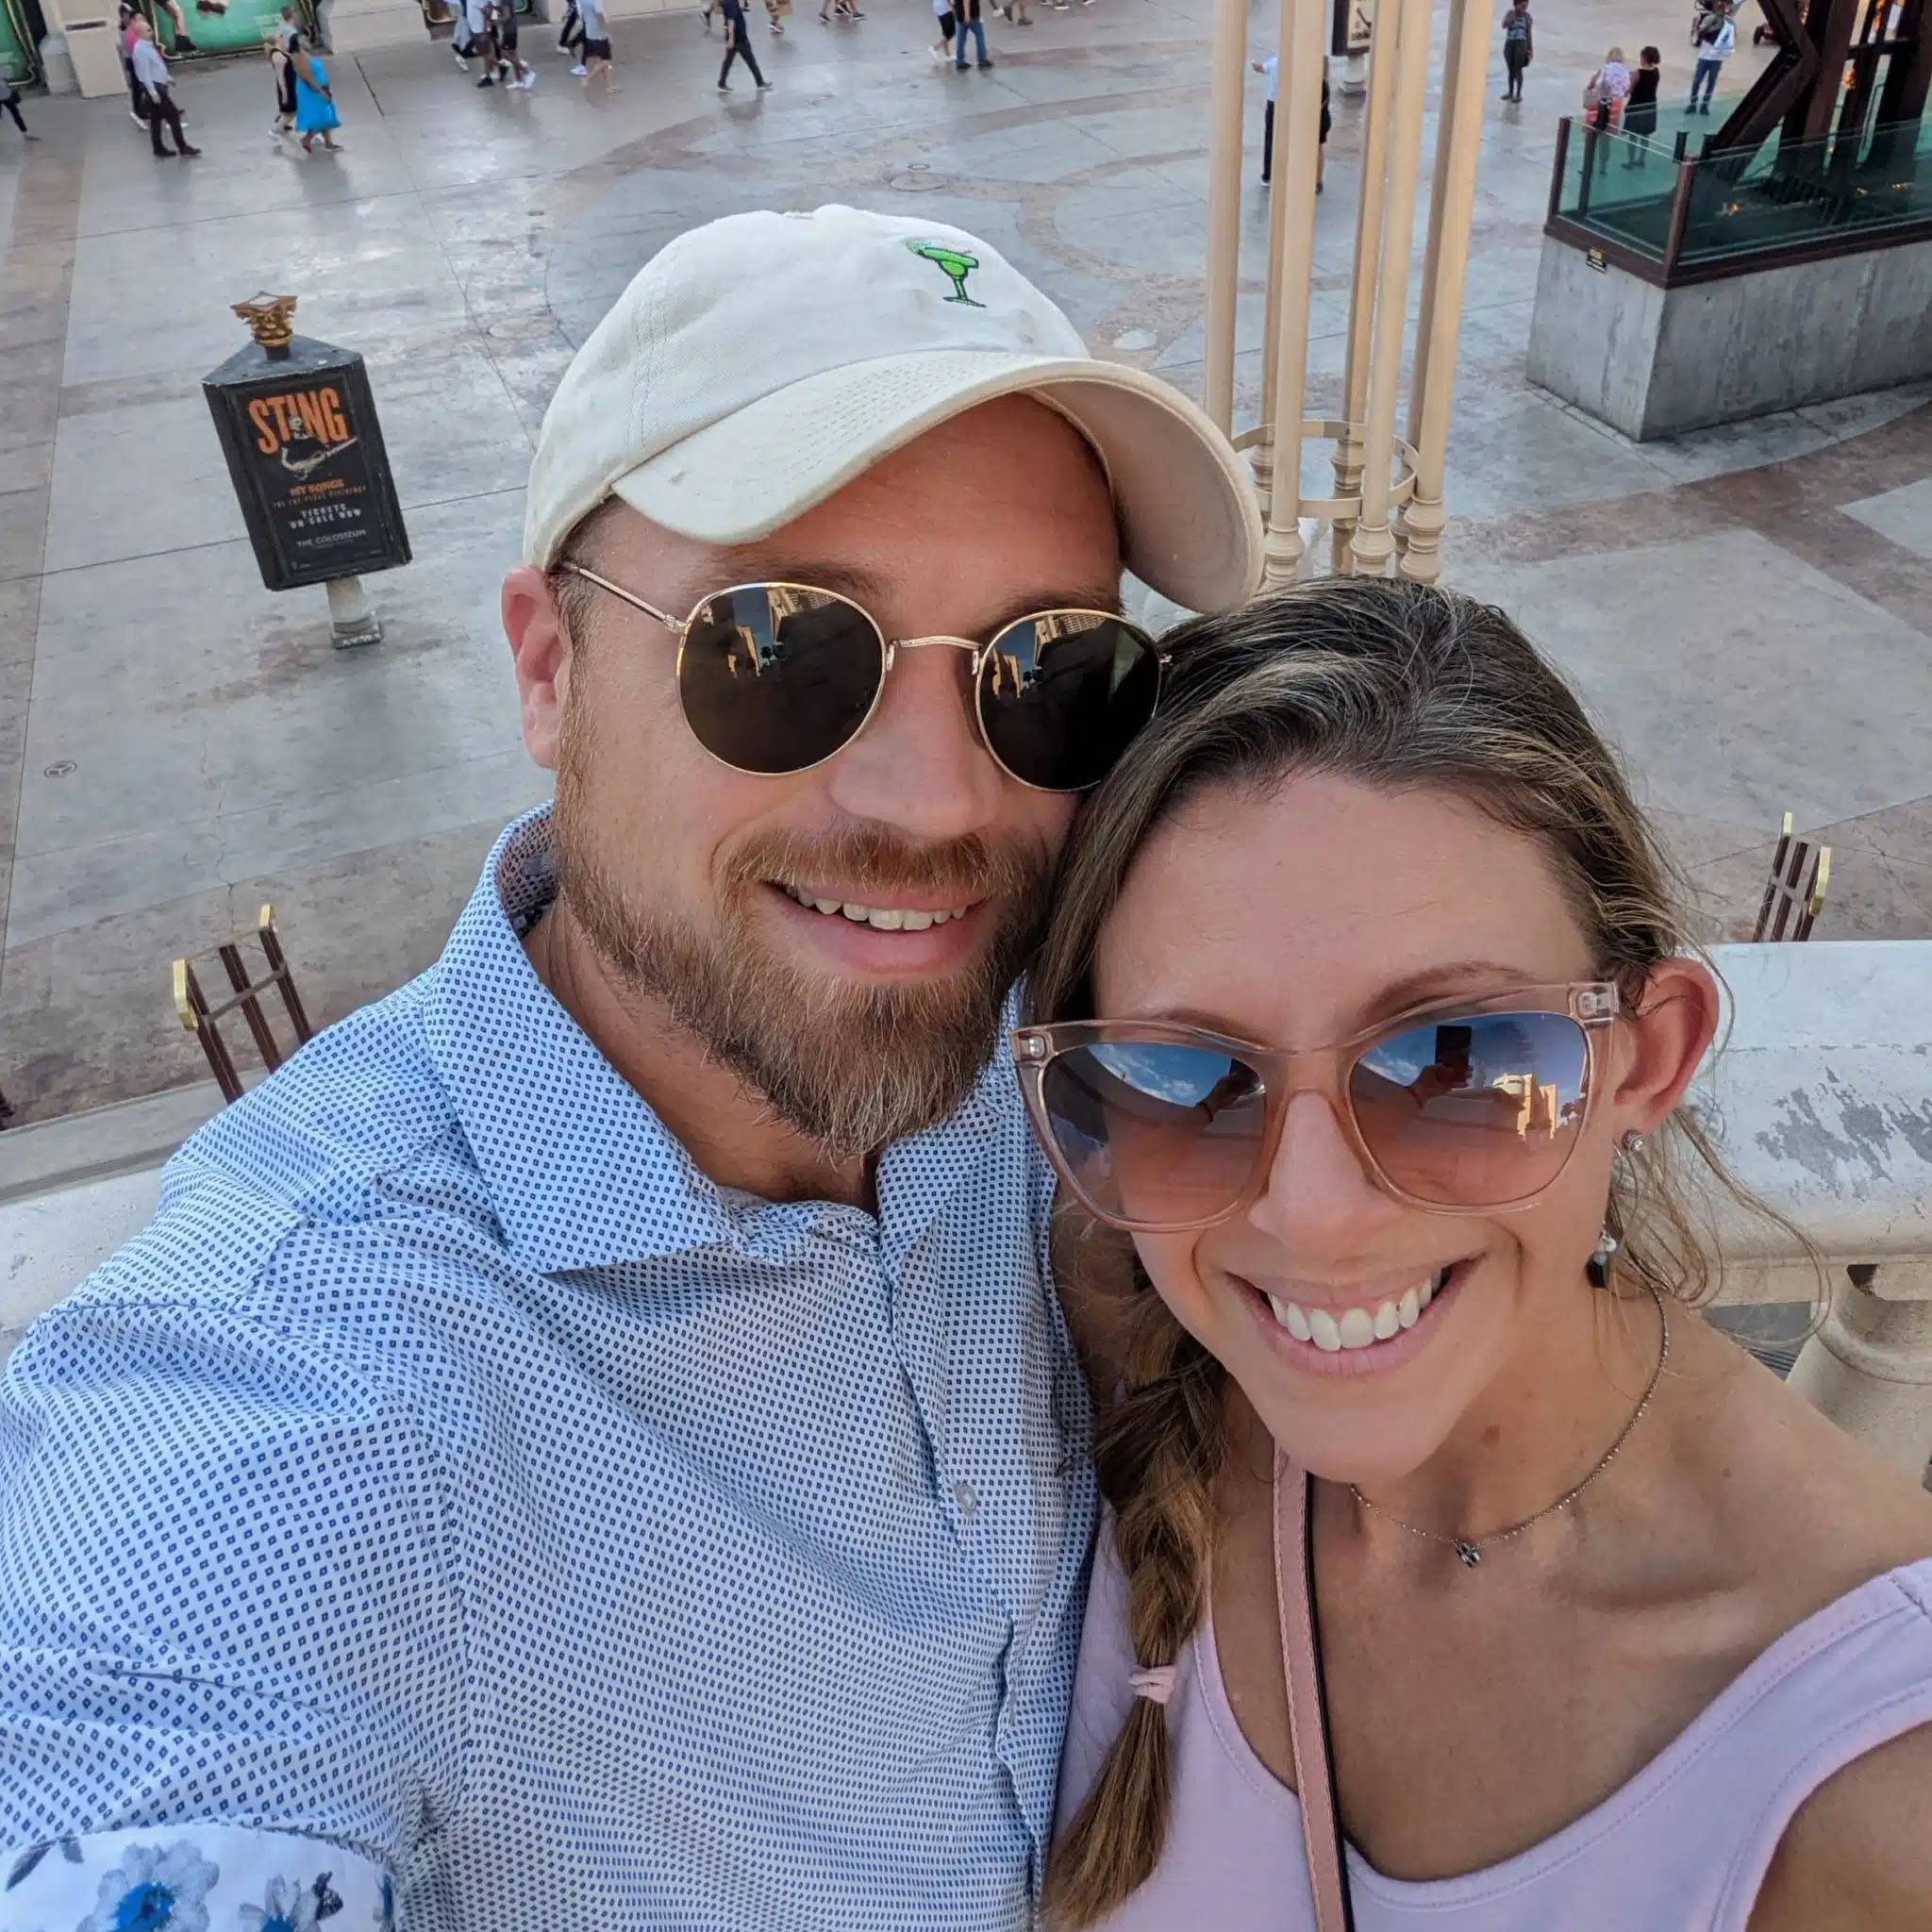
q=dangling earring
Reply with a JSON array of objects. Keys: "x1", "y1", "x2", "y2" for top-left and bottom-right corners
[
  {"x1": 1587, "y1": 1226, "x2": 1620, "y2": 1289},
  {"x1": 1588, "y1": 1132, "x2": 1645, "y2": 1286}
]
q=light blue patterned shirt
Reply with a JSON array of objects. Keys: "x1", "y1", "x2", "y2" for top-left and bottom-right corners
[{"x1": 0, "y1": 808, "x2": 1096, "y2": 1931}]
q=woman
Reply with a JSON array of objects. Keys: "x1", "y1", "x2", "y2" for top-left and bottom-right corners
[
  {"x1": 1584, "y1": 44, "x2": 1629, "y2": 173},
  {"x1": 269, "y1": 6, "x2": 301, "y2": 136},
  {"x1": 1624, "y1": 44, "x2": 1661, "y2": 165},
  {"x1": 291, "y1": 38, "x2": 341, "y2": 151},
  {"x1": 1017, "y1": 579, "x2": 1932, "y2": 1929}
]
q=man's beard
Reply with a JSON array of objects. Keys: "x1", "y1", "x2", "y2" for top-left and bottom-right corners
[{"x1": 552, "y1": 753, "x2": 1053, "y2": 1161}]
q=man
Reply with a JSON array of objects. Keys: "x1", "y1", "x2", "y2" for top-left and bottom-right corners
[
  {"x1": 491, "y1": 0, "x2": 536, "y2": 88},
  {"x1": 954, "y1": 0, "x2": 991, "y2": 67},
  {"x1": 129, "y1": 19, "x2": 200, "y2": 158},
  {"x1": 1689, "y1": 0, "x2": 1734, "y2": 112},
  {"x1": 1500, "y1": 0, "x2": 1532, "y2": 102},
  {"x1": 0, "y1": 207, "x2": 1259, "y2": 1930},
  {"x1": 462, "y1": 0, "x2": 497, "y2": 84},
  {"x1": 572, "y1": 0, "x2": 613, "y2": 87},
  {"x1": 715, "y1": 0, "x2": 769, "y2": 90}
]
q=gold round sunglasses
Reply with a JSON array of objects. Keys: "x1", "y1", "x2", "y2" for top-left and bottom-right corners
[{"x1": 557, "y1": 562, "x2": 1169, "y2": 792}]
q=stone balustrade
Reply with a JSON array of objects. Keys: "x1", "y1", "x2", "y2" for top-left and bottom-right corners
[{"x1": 3, "y1": 940, "x2": 1928, "y2": 1474}]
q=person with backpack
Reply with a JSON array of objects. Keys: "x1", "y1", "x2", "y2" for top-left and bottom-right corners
[
  {"x1": 1499, "y1": 0, "x2": 1532, "y2": 102},
  {"x1": 1582, "y1": 44, "x2": 1629, "y2": 174},
  {"x1": 1689, "y1": 0, "x2": 1735, "y2": 111}
]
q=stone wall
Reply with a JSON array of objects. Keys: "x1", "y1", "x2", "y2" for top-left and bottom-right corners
[{"x1": 1525, "y1": 230, "x2": 1932, "y2": 441}]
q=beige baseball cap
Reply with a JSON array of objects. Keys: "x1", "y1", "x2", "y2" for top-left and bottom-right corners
[{"x1": 523, "y1": 205, "x2": 1263, "y2": 612}]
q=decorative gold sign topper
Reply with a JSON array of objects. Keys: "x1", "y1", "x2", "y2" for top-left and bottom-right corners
[{"x1": 233, "y1": 292, "x2": 300, "y2": 350}]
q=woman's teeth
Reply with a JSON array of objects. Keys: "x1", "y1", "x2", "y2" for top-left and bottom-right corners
[
  {"x1": 777, "y1": 883, "x2": 972, "y2": 932},
  {"x1": 1267, "y1": 1267, "x2": 1452, "y2": 1353}
]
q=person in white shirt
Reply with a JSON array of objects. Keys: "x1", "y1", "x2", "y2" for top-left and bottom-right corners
[
  {"x1": 930, "y1": 0, "x2": 955, "y2": 61},
  {"x1": 1688, "y1": 0, "x2": 1735, "y2": 111},
  {"x1": 129, "y1": 20, "x2": 200, "y2": 159},
  {"x1": 574, "y1": 0, "x2": 613, "y2": 86}
]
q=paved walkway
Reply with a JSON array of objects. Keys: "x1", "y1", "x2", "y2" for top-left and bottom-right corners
[{"x1": 1, "y1": 0, "x2": 1929, "y2": 1127}]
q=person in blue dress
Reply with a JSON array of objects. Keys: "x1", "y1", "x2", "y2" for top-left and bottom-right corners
[{"x1": 292, "y1": 41, "x2": 341, "y2": 153}]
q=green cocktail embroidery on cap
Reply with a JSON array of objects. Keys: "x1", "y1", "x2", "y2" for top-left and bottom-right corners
[{"x1": 908, "y1": 241, "x2": 986, "y2": 307}]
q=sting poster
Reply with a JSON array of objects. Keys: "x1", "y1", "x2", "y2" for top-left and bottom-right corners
[{"x1": 204, "y1": 332, "x2": 411, "y2": 592}]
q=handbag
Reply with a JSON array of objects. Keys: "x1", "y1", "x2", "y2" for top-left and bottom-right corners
[{"x1": 1273, "y1": 1453, "x2": 1356, "y2": 1932}]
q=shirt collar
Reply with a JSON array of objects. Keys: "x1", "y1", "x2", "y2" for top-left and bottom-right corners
[
  {"x1": 423, "y1": 807, "x2": 735, "y2": 1273},
  {"x1": 423, "y1": 807, "x2": 1016, "y2": 1274}
]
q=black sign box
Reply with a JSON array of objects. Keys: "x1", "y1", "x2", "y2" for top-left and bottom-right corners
[{"x1": 204, "y1": 332, "x2": 411, "y2": 591}]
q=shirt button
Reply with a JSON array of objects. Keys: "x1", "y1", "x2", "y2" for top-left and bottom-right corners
[{"x1": 953, "y1": 1479, "x2": 980, "y2": 1521}]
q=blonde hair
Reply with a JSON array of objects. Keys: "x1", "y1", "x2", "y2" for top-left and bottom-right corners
[{"x1": 1033, "y1": 577, "x2": 1807, "y2": 1928}]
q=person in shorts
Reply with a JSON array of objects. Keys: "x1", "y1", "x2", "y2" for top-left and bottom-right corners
[
  {"x1": 575, "y1": 0, "x2": 614, "y2": 86},
  {"x1": 930, "y1": 0, "x2": 955, "y2": 60},
  {"x1": 491, "y1": 0, "x2": 536, "y2": 88}
]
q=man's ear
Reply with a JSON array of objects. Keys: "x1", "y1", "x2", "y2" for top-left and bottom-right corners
[
  {"x1": 503, "y1": 564, "x2": 573, "y2": 772},
  {"x1": 1609, "y1": 957, "x2": 1722, "y2": 1135}
]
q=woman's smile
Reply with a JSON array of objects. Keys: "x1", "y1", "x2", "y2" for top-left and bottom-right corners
[{"x1": 1225, "y1": 1257, "x2": 1476, "y2": 1379}]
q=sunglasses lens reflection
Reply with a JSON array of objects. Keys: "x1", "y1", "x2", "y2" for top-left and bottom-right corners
[
  {"x1": 678, "y1": 587, "x2": 885, "y2": 775},
  {"x1": 978, "y1": 614, "x2": 1161, "y2": 791},
  {"x1": 1350, "y1": 1010, "x2": 1591, "y2": 1207},
  {"x1": 1040, "y1": 1040, "x2": 1268, "y2": 1226}
]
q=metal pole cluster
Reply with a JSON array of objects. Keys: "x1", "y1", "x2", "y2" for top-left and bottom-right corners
[{"x1": 1202, "y1": 0, "x2": 1497, "y2": 585}]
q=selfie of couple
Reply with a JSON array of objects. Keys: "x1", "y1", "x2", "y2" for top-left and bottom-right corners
[{"x1": 2, "y1": 207, "x2": 1928, "y2": 1932}]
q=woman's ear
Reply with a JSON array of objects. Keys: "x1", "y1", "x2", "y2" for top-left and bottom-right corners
[{"x1": 1610, "y1": 957, "x2": 1722, "y2": 1134}]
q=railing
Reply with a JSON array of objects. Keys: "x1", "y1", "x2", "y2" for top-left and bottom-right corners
[{"x1": 1546, "y1": 112, "x2": 1932, "y2": 286}]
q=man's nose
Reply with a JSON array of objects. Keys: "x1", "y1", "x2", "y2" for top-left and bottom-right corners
[{"x1": 823, "y1": 639, "x2": 1007, "y2": 839}]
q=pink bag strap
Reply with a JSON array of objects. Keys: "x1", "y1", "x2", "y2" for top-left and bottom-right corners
[{"x1": 1273, "y1": 1451, "x2": 1355, "y2": 1932}]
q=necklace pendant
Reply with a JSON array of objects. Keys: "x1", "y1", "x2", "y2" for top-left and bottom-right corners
[{"x1": 1454, "y1": 1540, "x2": 1482, "y2": 1568}]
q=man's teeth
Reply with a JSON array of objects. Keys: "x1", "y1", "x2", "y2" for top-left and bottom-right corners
[
  {"x1": 777, "y1": 883, "x2": 971, "y2": 932},
  {"x1": 1267, "y1": 1268, "x2": 1452, "y2": 1353}
]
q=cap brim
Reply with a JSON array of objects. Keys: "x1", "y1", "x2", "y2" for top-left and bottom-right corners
[{"x1": 607, "y1": 348, "x2": 1263, "y2": 614}]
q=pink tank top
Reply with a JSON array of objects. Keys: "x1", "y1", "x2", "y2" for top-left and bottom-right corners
[{"x1": 1058, "y1": 1526, "x2": 1932, "y2": 1929}]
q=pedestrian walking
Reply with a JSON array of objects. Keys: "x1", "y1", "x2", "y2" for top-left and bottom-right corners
[
  {"x1": 953, "y1": 0, "x2": 991, "y2": 70},
  {"x1": 1583, "y1": 45, "x2": 1629, "y2": 173},
  {"x1": 0, "y1": 68, "x2": 35, "y2": 141},
  {"x1": 573, "y1": 0, "x2": 613, "y2": 84},
  {"x1": 1253, "y1": 55, "x2": 1328, "y2": 189},
  {"x1": 463, "y1": 0, "x2": 500, "y2": 83},
  {"x1": 716, "y1": 0, "x2": 769, "y2": 89},
  {"x1": 1688, "y1": 0, "x2": 1734, "y2": 111},
  {"x1": 763, "y1": 0, "x2": 791, "y2": 33},
  {"x1": 929, "y1": 0, "x2": 954, "y2": 60},
  {"x1": 1500, "y1": 0, "x2": 1531, "y2": 101},
  {"x1": 491, "y1": 0, "x2": 536, "y2": 88},
  {"x1": 291, "y1": 38, "x2": 341, "y2": 149},
  {"x1": 816, "y1": 0, "x2": 860, "y2": 23},
  {"x1": 1623, "y1": 44, "x2": 1660, "y2": 162},
  {"x1": 129, "y1": 20, "x2": 201, "y2": 158},
  {"x1": 269, "y1": 4, "x2": 301, "y2": 134},
  {"x1": 997, "y1": 0, "x2": 1031, "y2": 25},
  {"x1": 120, "y1": 0, "x2": 150, "y2": 125},
  {"x1": 556, "y1": 0, "x2": 584, "y2": 54}
]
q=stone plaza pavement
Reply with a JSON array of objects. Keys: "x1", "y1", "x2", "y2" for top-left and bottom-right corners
[{"x1": 1, "y1": 0, "x2": 1929, "y2": 1127}]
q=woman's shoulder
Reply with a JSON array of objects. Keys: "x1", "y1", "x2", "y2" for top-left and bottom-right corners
[{"x1": 1749, "y1": 1700, "x2": 1932, "y2": 1929}]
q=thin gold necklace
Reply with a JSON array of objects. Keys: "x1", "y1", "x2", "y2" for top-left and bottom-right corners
[{"x1": 1347, "y1": 1284, "x2": 1669, "y2": 1569}]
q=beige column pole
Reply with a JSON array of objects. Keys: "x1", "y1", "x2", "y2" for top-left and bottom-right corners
[
  {"x1": 1332, "y1": 0, "x2": 1400, "y2": 572},
  {"x1": 1203, "y1": 0, "x2": 1250, "y2": 436},
  {"x1": 1259, "y1": 0, "x2": 1329, "y2": 586},
  {"x1": 1398, "y1": 0, "x2": 1492, "y2": 581},
  {"x1": 1347, "y1": 0, "x2": 1432, "y2": 576},
  {"x1": 1252, "y1": 56, "x2": 1294, "y2": 520}
]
